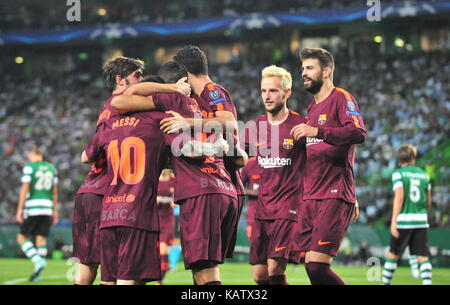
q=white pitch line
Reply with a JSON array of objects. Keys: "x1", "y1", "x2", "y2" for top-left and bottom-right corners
[{"x1": 3, "y1": 275, "x2": 68, "y2": 285}]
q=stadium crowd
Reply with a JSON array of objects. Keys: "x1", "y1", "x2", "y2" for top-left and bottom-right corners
[
  {"x1": 0, "y1": 0, "x2": 413, "y2": 31},
  {"x1": 0, "y1": 48, "x2": 448, "y2": 227}
]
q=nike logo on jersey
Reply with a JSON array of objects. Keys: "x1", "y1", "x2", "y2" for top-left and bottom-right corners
[{"x1": 275, "y1": 246, "x2": 287, "y2": 252}]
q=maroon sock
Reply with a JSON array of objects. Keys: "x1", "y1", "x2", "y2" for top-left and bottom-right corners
[
  {"x1": 269, "y1": 274, "x2": 288, "y2": 285},
  {"x1": 160, "y1": 255, "x2": 169, "y2": 281},
  {"x1": 306, "y1": 262, "x2": 345, "y2": 285},
  {"x1": 204, "y1": 281, "x2": 221, "y2": 285},
  {"x1": 256, "y1": 280, "x2": 270, "y2": 285}
]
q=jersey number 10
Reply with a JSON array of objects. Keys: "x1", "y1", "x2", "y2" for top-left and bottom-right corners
[{"x1": 108, "y1": 137, "x2": 146, "y2": 185}]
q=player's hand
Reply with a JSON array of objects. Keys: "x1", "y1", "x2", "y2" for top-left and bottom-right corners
[
  {"x1": 175, "y1": 77, "x2": 191, "y2": 96},
  {"x1": 390, "y1": 222, "x2": 399, "y2": 239},
  {"x1": 52, "y1": 210, "x2": 59, "y2": 225},
  {"x1": 160, "y1": 111, "x2": 191, "y2": 134},
  {"x1": 352, "y1": 201, "x2": 359, "y2": 223},
  {"x1": 16, "y1": 211, "x2": 23, "y2": 224},
  {"x1": 290, "y1": 123, "x2": 318, "y2": 141}
]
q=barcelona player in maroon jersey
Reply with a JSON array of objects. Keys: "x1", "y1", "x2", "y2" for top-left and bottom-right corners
[
  {"x1": 73, "y1": 57, "x2": 190, "y2": 285},
  {"x1": 156, "y1": 169, "x2": 176, "y2": 284},
  {"x1": 291, "y1": 48, "x2": 365, "y2": 285},
  {"x1": 243, "y1": 65, "x2": 307, "y2": 285},
  {"x1": 110, "y1": 61, "x2": 243, "y2": 285},
  {"x1": 165, "y1": 46, "x2": 247, "y2": 261},
  {"x1": 82, "y1": 109, "x2": 227, "y2": 285},
  {"x1": 73, "y1": 56, "x2": 144, "y2": 285},
  {"x1": 240, "y1": 157, "x2": 260, "y2": 247}
]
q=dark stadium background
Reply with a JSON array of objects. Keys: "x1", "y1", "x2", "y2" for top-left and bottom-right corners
[{"x1": 0, "y1": 0, "x2": 449, "y2": 271}]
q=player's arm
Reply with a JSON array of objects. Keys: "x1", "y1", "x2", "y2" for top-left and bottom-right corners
[
  {"x1": 427, "y1": 185, "x2": 432, "y2": 210},
  {"x1": 124, "y1": 77, "x2": 190, "y2": 97},
  {"x1": 111, "y1": 94, "x2": 157, "y2": 112},
  {"x1": 16, "y1": 183, "x2": 29, "y2": 224},
  {"x1": 111, "y1": 78, "x2": 191, "y2": 112},
  {"x1": 391, "y1": 187, "x2": 404, "y2": 239},
  {"x1": 52, "y1": 183, "x2": 58, "y2": 225}
]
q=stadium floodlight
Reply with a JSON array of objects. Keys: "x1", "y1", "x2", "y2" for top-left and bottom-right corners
[
  {"x1": 374, "y1": 35, "x2": 383, "y2": 43},
  {"x1": 394, "y1": 37, "x2": 405, "y2": 48},
  {"x1": 15, "y1": 56, "x2": 24, "y2": 64},
  {"x1": 98, "y1": 8, "x2": 107, "y2": 16}
]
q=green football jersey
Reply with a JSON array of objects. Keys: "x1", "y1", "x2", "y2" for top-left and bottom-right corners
[
  {"x1": 21, "y1": 161, "x2": 58, "y2": 217},
  {"x1": 391, "y1": 165, "x2": 431, "y2": 229}
]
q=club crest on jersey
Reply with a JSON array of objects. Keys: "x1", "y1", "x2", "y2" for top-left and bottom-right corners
[
  {"x1": 318, "y1": 114, "x2": 327, "y2": 125},
  {"x1": 283, "y1": 138, "x2": 294, "y2": 150}
]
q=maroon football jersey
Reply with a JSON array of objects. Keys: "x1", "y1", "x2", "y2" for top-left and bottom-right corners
[
  {"x1": 304, "y1": 87, "x2": 367, "y2": 204},
  {"x1": 151, "y1": 92, "x2": 237, "y2": 203},
  {"x1": 244, "y1": 110, "x2": 307, "y2": 221},
  {"x1": 85, "y1": 111, "x2": 179, "y2": 231},
  {"x1": 157, "y1": 176, "x2": 175, "y2": 222},
  {"x1": 199, "y1": 82, "x2": 245, "y2": 196},
  {"x1": 77, "y1": 93, "x2": 124, "y2": 195}
]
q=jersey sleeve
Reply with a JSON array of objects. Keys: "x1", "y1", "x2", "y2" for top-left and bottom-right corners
[
  {"x1": 21, "y1": 165, "x2": 33, "y2": 183},
  {"x1": 204, "y1": 84, "x2": 236, "y2": 115},
  {"x1": 85, "y1": 127, "x2": 107, "y2": 162},
  {"x1": 392, "y1": 171, "x2": 403, "y2": 191},
  {"x1": 317, "y1": 89, "x2": 367, "y2": 146}
]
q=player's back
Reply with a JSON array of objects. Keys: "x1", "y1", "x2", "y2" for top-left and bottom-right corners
[
  {"x1": 392, "y1": 165, "x2": 430, "y2": 229},
  {"x1": 23, "y1": 161, "x2": 57, "y2": 200},
  {"x1": 99, "y1": 111, "x2": 174, "y2": 232},
  {"x1": 21, "y1": 161, "x2": 57, "y2": 217}
]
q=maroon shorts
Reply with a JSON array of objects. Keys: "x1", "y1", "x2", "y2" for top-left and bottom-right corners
[
  {"x1": 297, "y1": 198, "x2": 354, "y2": 257},
  {"x1": 159, "y1": 212, "x2": 174, "y2": 245},
  {"x1": 179, "y1": 194, "x2": 239, "y2": 270},
  {"x1": 100, "y1": 226, "x2": 161, "y2": 282},
  {"x1": 249, "y1": 218, "x2": 296, "y2": 265},
  {"x1": 72, "y1": 193, "x2": 102, "y2": 265},
  {"x1": 225, "y1": 194, "x2": 245, "y2": 258}
]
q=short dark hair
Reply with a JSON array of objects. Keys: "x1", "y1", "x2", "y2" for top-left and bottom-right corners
[
  {"x1": 142, "y1": 75, "x2": 164, "y2": 83},
  {"x1": 300, "y1": 47, "x2": 335, "y2": 70},
  {"x1": 157, "y1": 61, "x2": 188, "y2": 83},
  {"x1": 173, "y1": 45, "x2": 208, "y2": 76},
  {"x1": 102, "y1": 56, "x2": 144, "y2": 91},
  {"x1": 397, "y1": 144, "x2": 417, "y2": 164}
]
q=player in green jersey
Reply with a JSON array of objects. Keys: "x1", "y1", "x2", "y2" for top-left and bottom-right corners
[
  {"x1": 382, "y1": 144, "x2": 432, "y2": 285},
  {"x1": 16, "y1": 146, "x2": 58, "y2": 282}
]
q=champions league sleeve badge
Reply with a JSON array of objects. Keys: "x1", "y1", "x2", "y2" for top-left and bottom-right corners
[{"x1": 208, "y1": 89, "x2": 227, "y2": 105}]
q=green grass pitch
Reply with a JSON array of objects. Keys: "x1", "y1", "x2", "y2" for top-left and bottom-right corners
[{"x1": 0, "y1": 258, "x2": 449, "y2": 285}]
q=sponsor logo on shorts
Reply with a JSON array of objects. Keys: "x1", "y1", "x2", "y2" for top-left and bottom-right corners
[
  {"x1": 318, "y1": 240, "x2": 332, "y2": 246},
  {"x1": 275, "y1": 246, "x2": 287, "y2": 252}
]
